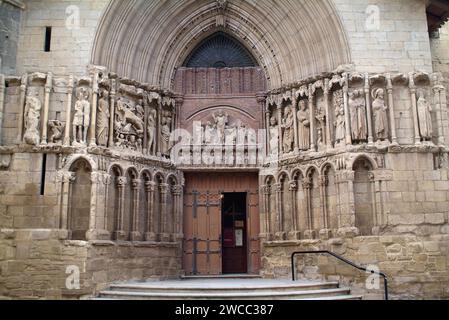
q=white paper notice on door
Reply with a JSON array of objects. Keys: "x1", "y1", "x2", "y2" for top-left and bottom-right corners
[{"x1": 235, "y1": 229, "x2": 243, "y2": 247}]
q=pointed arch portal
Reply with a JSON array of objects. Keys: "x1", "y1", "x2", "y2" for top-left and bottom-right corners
[
  {"x1": 91, "y1": 0, "x2": 351, "y2": 90},
  {"x1": 91, "y1": 0, "x2": 352, "y2": 276}
]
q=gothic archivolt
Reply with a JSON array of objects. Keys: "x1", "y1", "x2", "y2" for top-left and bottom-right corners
[{"x1": 91, "y1": 0, "x2": 351, "y2": 89}]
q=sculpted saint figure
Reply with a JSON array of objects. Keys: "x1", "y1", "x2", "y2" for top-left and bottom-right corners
[
  {"x1": 225, "y1": 125, "x2": 238, "y2": 146},
  {"x1": 269, "y1": 117, "x2": 279, "y2": 155},
  {"x1": 297, "y1": 100, "x2": 310, "y2": 151},
  {"x1": 23, "y1": 91, "x2": 42, "y2": 146},
  {"x1": 73, "y1": 87, "x2": 90, "y2": 145},
  {"x1": 96, "y1": 89, "x2": 110, "y2": 147},
  {"x1": 282, "y1": 105, "x2": 294, "y2": 153},
  {"x1": 334, "y1": 91, "x2": 345, "y2": 146},
  {"x1": 204, "y1": 121, "x2": 216, "y2": 145},
  {"x1": 161, "y1": 116, "x2": 171, "y2": 154},
  {"x1": 213, "y1": 111, "x2": 228, "y2": 143},
  {"x1": 349, "y1": 89, "x2": 367, "y2": 142},
  {"x1": 417, "y1": 90, "x2": 433, "y2": 141},
  {"x1": 147, "y1": 108, "x2": 157, "y2": 154},
  {"x1": 372, "y1": 88, "x2": 389, "y2": 141},
  {"x1": 48, "y1": 120, "x2": 64, "y2": 144}
]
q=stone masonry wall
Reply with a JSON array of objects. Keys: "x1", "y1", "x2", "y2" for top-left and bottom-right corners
[
  {"x1": 15, "y1": 0, "x2": 109, "y2": 76},
  {"x1": 13, "y1": 0, "x2": 434, "y2": 79},
  {"x1": 262, "y1": 234, "x2": 449, "y2": 300},
  {"x1": 333, "y1": 0, "x2": 433, "y2": 74},
  {"x1": 0, "y1": 229, "x2": 181, "y2": 299},
  {"x1": 0, "y1": 1, "x2": 22, "y2": 75},
  {"x1": 261, "y1": 152, "x2": 449, "y2": 300},
  {"x1": 431, "y1": 21, "x2": 449, "y2": 84}
]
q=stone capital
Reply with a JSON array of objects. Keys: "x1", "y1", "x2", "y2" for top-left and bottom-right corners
[
  {"x1": 289, "y1": 181, "x2": 298, "y2": 191},
  {"x1": 260, "y1": 185, "x2": 271, "y2": 195},
  {"x1": 131, "y1": 179, "x2": 142, "y2": 190},
  {"x1": 302, "y1": 178, "x2": 312, "y2": 190},
  {"x1": 273, "y1": 183, "x2": 282, "y2": 193},
  {"x1": 145, "y1": 181, "x2": 156, "y2": 192},
  {"x1": 171, "y1": 185, "x2": 183, "y2": 195},
  {"x1": 117, "y1": 176, "x2": 127, "y2": 188},
  {"x1": 159, "y1": 183, "x2": 169, "y2": 194}
]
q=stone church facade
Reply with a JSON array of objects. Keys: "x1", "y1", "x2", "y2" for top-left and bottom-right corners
[{"x1": 1, "y1": 0, "x2": 449, "y2": 299}]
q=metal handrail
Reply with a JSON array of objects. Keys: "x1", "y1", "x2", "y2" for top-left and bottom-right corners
[{"x1": 291, "y1": 250, "x2": 389, "y2": 300}]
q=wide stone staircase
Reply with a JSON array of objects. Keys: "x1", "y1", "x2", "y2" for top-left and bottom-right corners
[{"x1": 95, "y1": 275, "x2": 362, "y2": 300}]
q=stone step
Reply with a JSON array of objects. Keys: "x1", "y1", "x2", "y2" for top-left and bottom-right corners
[
  {"x1": 108, "y1": 281, "x2": 340, "y2": 294},
  {"x1": 97, "y1": 287, "x2": 352, "y2": 300},
  {"x1": 303, "y1": 295, "x2": 363, "y2": 301},
  {"x1": 181, "y1": 274, "x2": 262, "y2": 280}
]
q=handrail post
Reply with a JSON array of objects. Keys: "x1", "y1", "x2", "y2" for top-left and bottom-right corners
[{"x1": 291, "y1": 250, "x2": 389, "y2": 300}]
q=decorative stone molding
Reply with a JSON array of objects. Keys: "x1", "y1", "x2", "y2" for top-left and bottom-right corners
[{"x1": 1, "y1": 0, "x2": 25, "y2": 9}]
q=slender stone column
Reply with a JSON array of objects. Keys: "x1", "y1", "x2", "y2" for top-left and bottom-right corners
[
  {"x1": 342, "y1": 73, "x2": 352, "y2": 145},
  {"x1": 17, "y1": 74, "x2": 28, "y2": 143},
  {"x1": 172, "y1": 185, "x2": 183, "y2": 242},
  {"x1": 108, "y1": 79, "x2": 116, "y2": 148},
  {"x1": 0, "y1": 74, "x2": 5, "y2": 145},
  {"x1": 103, "y1": 174, "x2": 112, "y2": 232},
  {"x1": 264, "y1": 186, "x2": 272, "y2": 238},
  {"x1": 63, "y1": 76, "x2": 74, "y2": 146},
  {"x1": 308, "y1": 85, "x2": 316, "y2": 151},
  {"x1": 174, "y1": 96, "x2": 184, "y2": 131},
  {"x1": 265, "y1": 110, "x2": 271, "y2": 157},
  {"x1": 86, "y1": 172, "x2": 100, "y2": 240},
  {"x1": 319, "y1": 175, "x2": 332, "y2": 239},
  {"x1": 259, "y1": 185, "x2": 267, "y2": 235},
  {"x1": 432, "y1": 74, "x2": 446, "y2": 146},
  {"x1": 292, "y1": 96, "x2": 299, "y2": 153},
  {"x1": 288, "y1": 181, "x2": 300, "y2": 240},
  {"x1": 324, "y1": 79, "x2": 333, "y2": 150},
  {"x1": 336, "y1": 170, "x2": 359, "y2": 238},
  {"x1": 89, "y1": 71, "x2": 99, "y2": 147},
  {"x1": 159, "y1": 183, "x2": 170, "y2": 242},
  {"x1": 370, "y1": 173, "x2": 381, "y2": 235},
  {"x1": 409, "y1": 73, "x2": 421, "y2": 145},
  {"x1": 439, "y1": 84, "x2": 448, "y2": 144},
  {"x1": 303, "y1": 177, "x2": 315, "y2": 239},
  {"x1": 260, "y1": 185, "x2": 272, "y2": 240},
  {"x1": 364, "y1": 73, "x2": 374, "y2": 145},
  {"x1": 386, "y1": 74, "x2": 398, "y2": 145},
  {"x1": 41, "y1": 72, "x2": 53, "y2": 145},
  {"x1": 114, "y1": 177, "x2": 127, "y2": 240},
  {"x1": 273, "y1": 183, "x2": 284, "y2": 240},
  {"x1": 130, "y1": 179, "x2": 142, "y2": 241},
  {"x1": 157, "y1": 104, "x2": 162, "y2": 156},
  {"x1": 58, "y1": 172, "x2": 75, "y2": 238},
  {"x1": 144, "y1": 181, "x2": 157, "y2": 241},
  {"x1": 276, "y1": 104, "x2": 283, "y2": 157}
]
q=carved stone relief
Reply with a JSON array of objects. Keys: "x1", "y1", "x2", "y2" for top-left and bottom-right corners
[
  {"x1": 48, "y1": 120, "x2": 64, "y2": 144},
  {"x1": 349, "y1": 89, "x2": 367, "y2": 143},
  {"x1": 282, "y1": 104, "x2": 294, "y2": 153},
  {"x1": 96, "y1": 88, "x2": 110, "y2": 147},
  {"x1": 333, "y1": 90, "x2": 345, "y2": 147},
  {"x1": 114, "y1": 96, "x2": 145, "y2": 152},
  {"x1": 23, "y1": 90, "x2": 42, "y2": 146},
  {"x1": 371, "y1": 88, "x2": 389, "y2": 143},
  {"x1": 269, "y1": 117, "x2": 279, "y2": 156},
  {"x1": 297, "y1": 99, "x2": 310, "y2": 151},
  {"x1": 72, "y1": 87, "x2": 91, "y2": 146},
  {"x1": 416, "y1": 89, "x2": 433, "y2": 141}
]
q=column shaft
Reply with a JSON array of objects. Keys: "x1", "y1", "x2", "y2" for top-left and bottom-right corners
[{"x1": 41, "y1": 72, "x2": 53, "y2": 145}]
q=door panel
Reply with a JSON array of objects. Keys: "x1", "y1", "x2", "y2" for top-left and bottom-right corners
[
  {"x1": 248, "y1": 191, "x2": 260, "y2": 273},
  {"x1": 183, "y1": 172, "x2": 260, "y2": 275}
]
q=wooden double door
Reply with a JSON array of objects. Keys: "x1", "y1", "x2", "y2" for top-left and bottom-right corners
[{"x1": 183, "y1": 172, "x2": 260, "y2": 275}]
